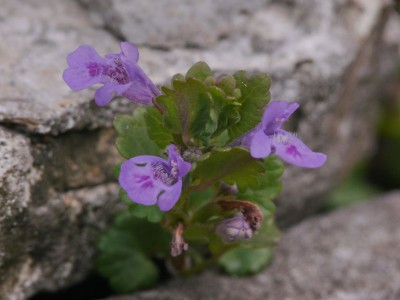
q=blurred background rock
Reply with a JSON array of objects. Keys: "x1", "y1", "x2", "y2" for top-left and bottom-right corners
[{"x1": 0, "y1": 0, "x2": 399, "y2": 299}]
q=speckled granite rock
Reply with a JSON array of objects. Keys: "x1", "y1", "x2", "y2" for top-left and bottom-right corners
[
  {"x1": 0, "y1": 125, "x2": 122, "y2": 300},
  {"x1": 0, "y1": 0, "x2": 399, "y2": 299},
  {"x1": 107, "y1": 191, "x2": 400, "y2": 300}
]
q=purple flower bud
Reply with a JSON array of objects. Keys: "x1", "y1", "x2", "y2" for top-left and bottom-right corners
[
  {"x1": 216, "y1": 213, "x2": 253, "y2": 243},
  {"x1": 62, "y1": 42, "x2": 160, "y2": 107}
]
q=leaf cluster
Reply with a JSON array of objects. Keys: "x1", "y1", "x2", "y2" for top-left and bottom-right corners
[{"x1": 98, "y1": 62, "x2": 283, "y2": 290}]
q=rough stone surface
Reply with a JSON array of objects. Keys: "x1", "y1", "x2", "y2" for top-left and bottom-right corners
[
  {"x1": 0, "y1": 0, "x2": 399, "y2": 299},
  {"x1": 0, "y1": 0, "x2": 134, "y2": 135},
  {"x1": 108, "y1": 191, "x2": 400, "y2": 300},
  {"x1": 0, "y1": 125, "x2": 122, "y2": 300}
]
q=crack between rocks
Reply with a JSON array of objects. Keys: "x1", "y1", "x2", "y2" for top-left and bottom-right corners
[{"x1": 328, "y1": 4, "x2": 393, "y2": 175}]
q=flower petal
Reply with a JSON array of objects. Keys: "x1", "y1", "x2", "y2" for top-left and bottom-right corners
[
  {"x1": 273, "y1": 130, "x2": 327, "y2": 168},
  {"x1": 94, "y1": 83, "x2": 131, "y2": 106},
  {"x1": 121, "y1": 60, "x2": 161, "y2": 104},
  {"x1": 119, "y1": 156, "x2": 167, "y2": 206},
  {"x1": 167, "y1": 145, "x2": 191, "y2": 177},
  {"x1": 120, "y1": 42, "x2": 139, "y2": 62},
  {"x1": 62, "y1": 67, "x2": 102, "y2": 90},
  {"x1": 262, "y1": 101, "x2": 299, "y2": 134},
  {"x1": 249, "y1": 129, "x2": 272, "y2": 158},
  {"x1": 157, "y1": 180, "x2": 182, "y2": 211},
  {"x1": 66, "y1": 45, "x2": 104, "y2": 67},
  {"x1": 122, "y1": 81, "x2": 157, "y2": 105}
]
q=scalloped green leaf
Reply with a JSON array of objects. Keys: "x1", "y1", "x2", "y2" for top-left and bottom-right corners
[
  {"x1": 238, "y1": 156, "x2": 284, "y2": 211},
  {"x1": 185, "y1": 61, "x2": 213, "y2": 81},
  {"x1": 228, "y1": 71, "x2": 271, "y2": 140},
  {"x1": 157, "y1": 78, "x2": 215, "y2": 146},
  {"x1": 128, "y1": 204, "x2": 164, "y2": 223},
  {"x1": 119, "y1": 189, "x2": 164, "y2": 223},
  {"x1": 97, "y1": 248, "x2": 158, "y2": 293},
  {"x1": 97, "y1": 213, "x2": 170, "y2": 292},
  {"x1": 218, "y1": 247, "x2": 272, "y2": 276},
  {"x1": 114, "y1": 107, "x2": 162, "y2": 159},
  {"x1": 242, "y1": 217, "x2": 280, "y2": 248},
  {"x1": 144, "y1": 106, "x2": 173, "y2": 148},
  {"x1": 191, "y1": 147, "x2": 265, "y2": 191}
]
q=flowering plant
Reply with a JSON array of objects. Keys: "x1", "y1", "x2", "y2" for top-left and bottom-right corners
[{"x1": 64, "y1": 42, "x2": 326, "y2": 292}]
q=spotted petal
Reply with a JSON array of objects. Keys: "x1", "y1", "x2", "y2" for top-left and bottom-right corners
[
  {"x1": 273, "y1": 130, "x2": 326, "y2": 168},
  {"x1": 119, "y1": 156, "x2": 167, "y2": 206}
]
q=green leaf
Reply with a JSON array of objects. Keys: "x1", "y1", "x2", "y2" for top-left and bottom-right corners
[
  {"x1": 144, "y1": 106, "x2": 173, "y2": 148},
  {"x1": 97, "y1": 213, "x2": 171, "y2": 292},
  {"x1": 98, "y1": 213, "x2": 170, "y2": 257},
  {"x1": 129, "y1": 204, "x2": 164, "y2": 223},
  {"x1": 239, "y1": 156, "x2": 283, "y2": 212},
  {"x1": 216, "y1": 75, "x2": 236, "y2": 96},
  {"x1": 228, "y1": 71, "x2": 271, "y2": 140},
  {"x1": 243, "y1": 218, "x2": 280, "y2": 248},
  {"x1": 208, "y1": 86, "x2": 241, "y2": 138},
  {"x1": 113, "y1": 163, "x2": 122, "y2": 180},
  {"x1": 191, "y1": 147, "x2": 265, "y2": 191},
  {"x1": 97, "y1": 248, "x2": 158, "y2": 293},
  {"x1": 158, "y1": 78, "x2": 215, "y2": 146},
  {"x1": 119, "y1": 189, "x2": 164, "y2": 223},
  {"x1": 185, "y1": 61, "x2": 213, "y2": 81},
  {"x1": 188, "y1": 188, "x2": 214, "y2": 211},
  {"x1": 184, "y1": 223, "x2": 211, "y2": 245},
  {"x1": 114, "y1": 107, "x2": 162, "y2": 159},
  {"x1": 218, "y1": 247, "x2": 272, "y2": 276}
]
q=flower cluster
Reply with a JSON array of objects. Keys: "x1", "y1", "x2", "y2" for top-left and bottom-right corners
[{"x1": 63, "y1": 41, "x2": 327, "y2": 278}]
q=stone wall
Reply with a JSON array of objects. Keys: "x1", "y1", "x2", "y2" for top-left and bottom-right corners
[{"x1": 0, "y1": 0, "x2": 399, "y2": 299}]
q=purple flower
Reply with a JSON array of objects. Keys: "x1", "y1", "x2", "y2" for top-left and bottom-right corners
[
  {"x1": 242, "y1": 101, "x2": 327, "y2": 168},
  {"x1": 119, "y1": 145, "x2": 191, "y2": 211},
  {"x1": 63, "y1": 42, "x2": 160, "y2": 106},
  {"x1": 216, "y1": 213, "x2": 253, "y2": 242}
]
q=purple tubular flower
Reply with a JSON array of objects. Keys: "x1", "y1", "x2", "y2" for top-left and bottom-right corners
[
  {"x1": 119, "y1": 145, "x2": 191, "y2": 211},
  {"x1": 242, "y1": 101, "x2": 327, "y2": 168},
  {"x1": 216, "y1": 213, "x2": 253, "y2": 243},
  {"x1": 62, "y1": 42, "x2": 160, "y2": 106}
]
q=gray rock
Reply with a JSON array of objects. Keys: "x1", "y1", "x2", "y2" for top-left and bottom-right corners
[
  {"x1": 108, "y1": 191, "x2": 400, "y2": 300},
  {"x1": 0, "y1": 126, "x2": 123, "y2": 300},
  {"x1": 0, "y1": 0, "x2": 134, "y2": 135},
  {"x1": 78, "y1": 0, "x2": 265, "y2": 49}
]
